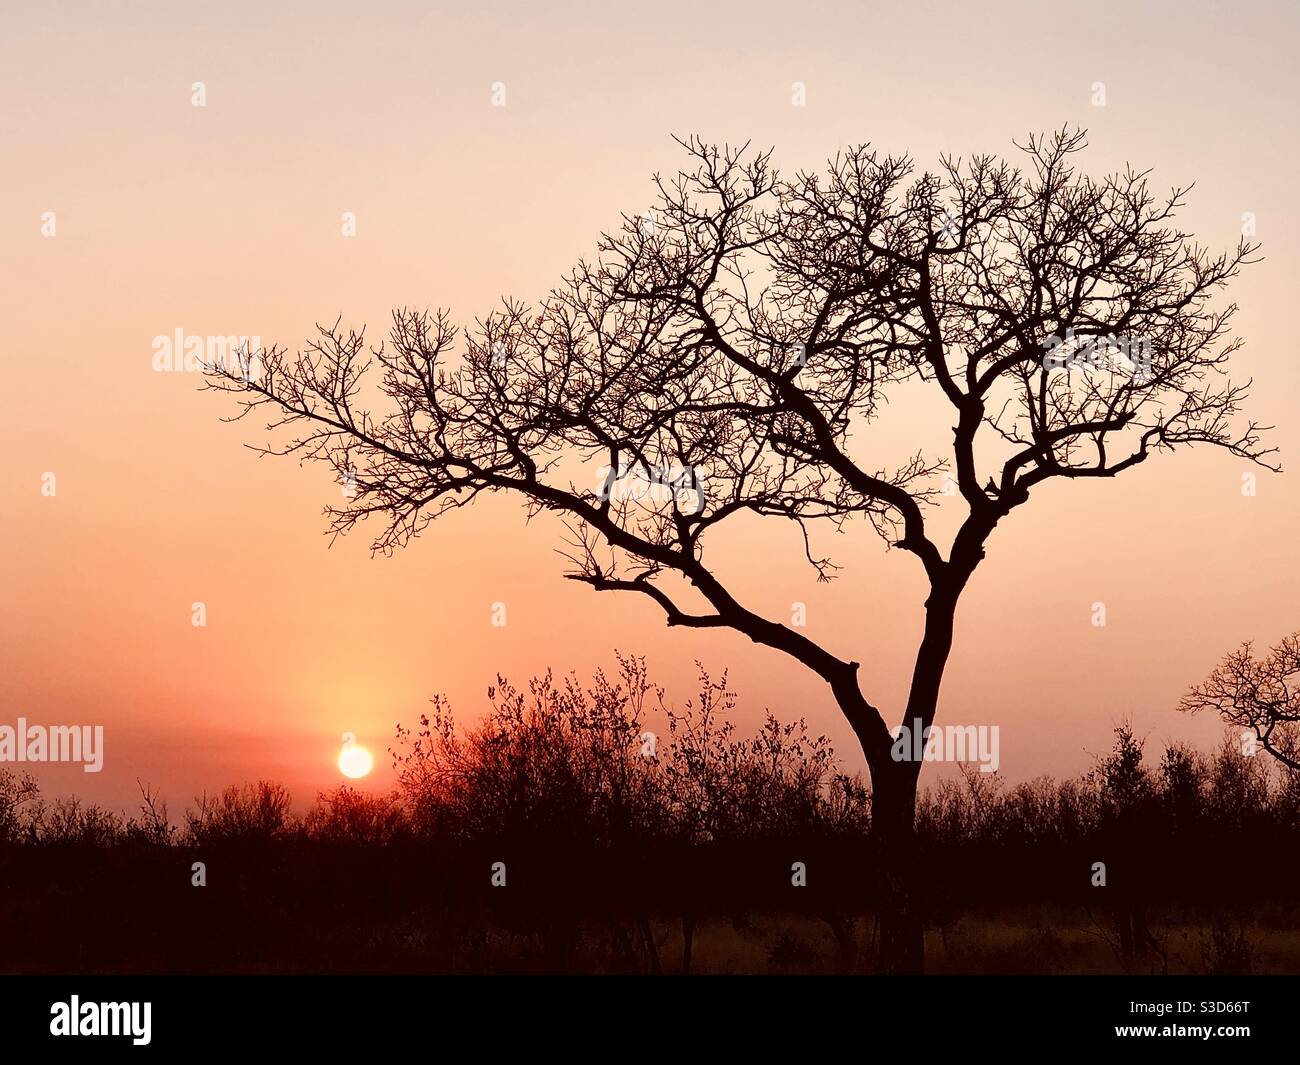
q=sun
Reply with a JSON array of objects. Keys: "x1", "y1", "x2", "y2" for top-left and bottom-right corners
[{"x1": 337, "y1": 733, "x2": 374, "y2": 779}]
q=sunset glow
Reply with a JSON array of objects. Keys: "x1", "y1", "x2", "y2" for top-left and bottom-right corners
[
  {"x1": 337, "y1": 736, "x2": 374, "y2": 779},
  {"x1": 2, "y1": 2, "x2": 1295, "y2": 814}
]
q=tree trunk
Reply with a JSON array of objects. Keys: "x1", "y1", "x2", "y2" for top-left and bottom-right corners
[
  {"x1": 872, "y1": 761, "x2": 924, "y2": 973},
  {"x1": 870, "y1": 580, "x2": 962, "y2": 974},
  {"x1": 638, "y1": 916, "x2": 661, "y2": 975}
]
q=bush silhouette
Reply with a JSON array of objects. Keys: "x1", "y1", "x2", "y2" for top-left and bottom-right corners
[{"x1": 2, "y1": 661, "x2": 1299, "y2": 973}]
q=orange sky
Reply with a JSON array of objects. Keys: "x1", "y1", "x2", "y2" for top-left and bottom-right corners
[{"x1": 2, "y1": 0, "x2": 1297, "y2": 811}]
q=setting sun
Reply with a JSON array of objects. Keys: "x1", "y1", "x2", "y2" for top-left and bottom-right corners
[{"x1": 337, "y1": 733, "x2": 374, "y2": 779}]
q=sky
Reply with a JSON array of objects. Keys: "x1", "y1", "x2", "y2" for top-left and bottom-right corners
[{"x1": 1, "y1": 0, "x2": 1297, "y2": 812}]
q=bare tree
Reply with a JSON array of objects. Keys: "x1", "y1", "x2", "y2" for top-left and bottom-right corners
[
  {"x1": 1180, "y1": 632, "x2": 1300, "y2": 769},
  {"x1": 206, "y1": 129, "x2": 1276, "y2": 971}
]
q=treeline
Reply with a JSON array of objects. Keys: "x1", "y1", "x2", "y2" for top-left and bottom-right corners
[{"x1": 1, "y1": 656, "x2": 1296, "y2": 973}]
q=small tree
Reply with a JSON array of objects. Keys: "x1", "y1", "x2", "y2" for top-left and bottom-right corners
[
  {"x1": 208, "y1": 130, "x2": 1275, "y2": 970},
  {"x1": 1180, "y1": 632, "x2": 1300, "y2": 769},
  {"x1": 185, "y1": 782, "x2": 295, "y2": 845},
  {"x1": 0, "y1": 770, "x2": 39, "y2": 845}
]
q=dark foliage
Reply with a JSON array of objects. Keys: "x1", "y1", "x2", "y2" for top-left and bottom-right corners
[{"x1": 1, "y1": 664, "x2": 1295, "y2": 973}]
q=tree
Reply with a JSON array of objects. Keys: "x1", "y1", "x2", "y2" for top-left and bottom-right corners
[
  {"x1": 206, "y1": 129, "x2": 1276, "y2": 971},
  {"x1": 1180, "y1": 632, "x2": 1300, "y2": 769}
]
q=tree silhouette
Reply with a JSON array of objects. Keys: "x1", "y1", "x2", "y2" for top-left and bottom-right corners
[
  {"x1": 1181, "y1": 631, "x2": 1300, "y2": 769},
  {"x1": 206, "y1": 129, "x2": 1276, "y2": 971}
]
